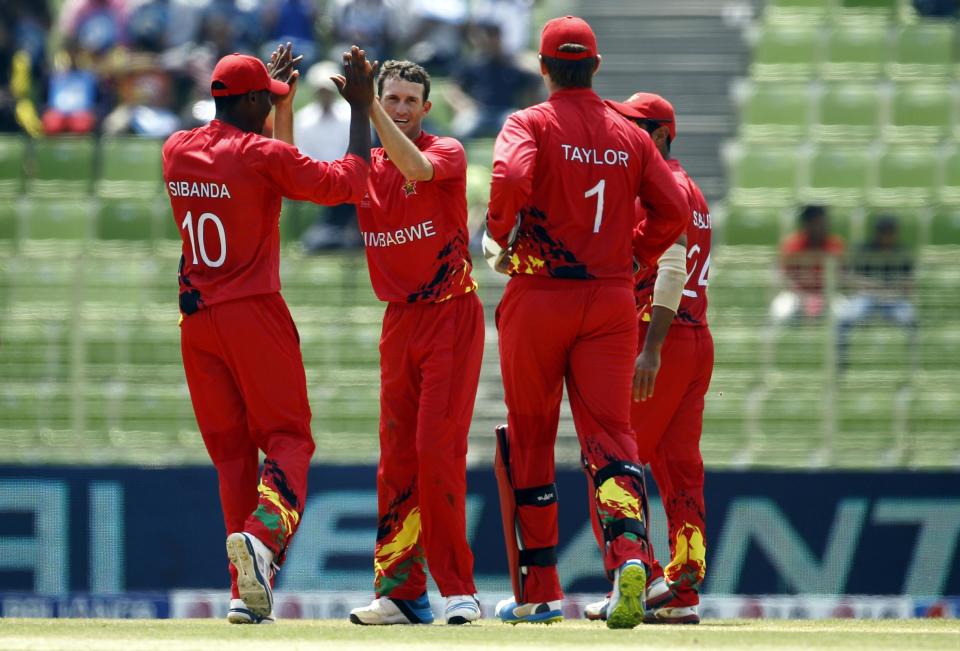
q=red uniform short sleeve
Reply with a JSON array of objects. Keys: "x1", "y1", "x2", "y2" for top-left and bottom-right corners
[
  {"x1": 422, "y1": 137, "x2": 466, "y2": 182},
  {"x1": 253, "y1": 139, "x2": 369, "y2": 205},
  {"x1": 488, "y1": 112, "x2": 537, "y2": 246},
  {"x1": 631, "y1": 137, "x2": 688, "y2": 269}
]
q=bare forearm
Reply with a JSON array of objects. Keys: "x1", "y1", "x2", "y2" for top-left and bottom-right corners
[
  {"x1": 346, "y1": 105, "x2": 372, "y2": 163},
  {"x1": 641, "y1": 305, "x2": 675, "y2": 354},
  {"x1": 369, "y1": 101, "x2": 432, "y2": 180},
  {"x1": 273, "y1": 104, "x2": 294, "y2": 146}
]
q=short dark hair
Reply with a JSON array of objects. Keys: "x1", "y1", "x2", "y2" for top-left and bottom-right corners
[
  {"x1": 212, "y1": 81, "x2": 244, "y2": 114},
  {"x1": 541, "y1": 44, "x2": 596, "y2": 89},
  {"x1": 873, "y1": 214, "x2": 899, "y2": 234},
  {"x1": 799, "y1": 204, "x2": 827, "y2": 225},
  {"x1": 377, "y1": 60, "x2": 431, "y2": 102}
]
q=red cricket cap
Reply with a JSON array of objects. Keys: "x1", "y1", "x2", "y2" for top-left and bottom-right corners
[
  {"x1": 624, "y1": 92, "x2": 677, "y2": 141},
  {"x1": 539, "y1": 16, "x2": 598, "y2": 60},
  {"x1": 211, "y1": 53, "x2": 288, "y2": 97}
]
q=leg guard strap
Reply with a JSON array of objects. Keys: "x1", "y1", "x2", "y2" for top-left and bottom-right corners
[{"x1": 518, "y1": 546, "x2": 558, "y2": 567}]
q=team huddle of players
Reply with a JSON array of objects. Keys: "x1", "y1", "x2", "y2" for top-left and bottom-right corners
[{"x1": 161, "y1": 14, "x2": 712, "y2": 630}]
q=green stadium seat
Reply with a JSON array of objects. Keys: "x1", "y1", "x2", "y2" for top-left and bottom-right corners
[
  {"x1": 0, "y1": 134, "x2": 27, "y2": 196},
  {"x1": 740, "y1": 82, "x2": 811, "y2": 142},
  {"x1": 837, "y1": 0, "x2": 898, "y2": 20},
  {"x1": 0, "y1": 199, "x2": 18, "y2": 242},
  {"x1": 929, "y1": 209, "x2": 960, "y2": 245},
  {"x1": 97, "y1": 137, "x2": 164, "y2": 198},
  {"x1": 799, "y1": 146, "x2": 870, "y2": 207},
  {"x1": 98, "y1": 198, "x2": 163, "y2": 241},
  {"x1": 726, "y1": 144, "x2": 801, "y2": 207},
  {"x1": 20, "y1": 197, "x2": 96, "y2": 240},
  {"x1": 765, "y1": 0, "x2": 832, "y2": 23},
  {"x1": 938, "y1": 147, "x2": 960, "y2": 207},
  {"x1": 720, "y1": 205, "x2": 786, "y2": 245},
  {"x1": 279, "y1": 199, "x2": 311, "y2": 243},
  {"x1": 885, "y1": 83, "x2": 952, "y2": 144},
  {"x1": 869, "y1": 148, "x2": 938, "y2": 208},
  {"x1": 28, "y1": 137, "x2": 96, "y2": 196},
  {"x1": 821, "y1": 23, "x2": 889, "y2": 80},
  {"x1": 751, "y1": 24, "x2": 821, "y2": 81},
  {"x1": 813, "y1": 83, "x2": 882, "y2": 143},
  {"x1": 889, "y1": 23, "x2": 953, "y2": 81}
]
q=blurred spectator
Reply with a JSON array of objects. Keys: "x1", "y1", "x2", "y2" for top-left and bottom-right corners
[
  {"x1": 58, "y1": 0, "x2": 130, "y2": 61},
  {"x1": 403, "y1": 0, "x2": 467, "y2": 74},
  {"x1": 295, "y1": 61, "x2": 357, "y2": 252},
  {"x1": 837, "y1": 216, "x2": 917, "y2": 371},
  {"x1": 126, "y1": 0, "x2": 170, "y2": 53},
  {"x1": 770, "y1": 205, "x2": 846, "y2": 324},
  {"x1": 471, "y1": 0, "x2": 534, "y2": 56},
  {"x1": 446, "y1": 20, "x2": 539, "y2": 139},
  {"x1": 41, "y1": 65, "x2": 99, "y2": 134},
  {"x1": 0, "y1": 4, "x2": 44, "y2": 135},
  {"x1": 102, "y1": 57, "x2": 180, "y2": 136},
  {"x1": 327, "y1": 0, "x2": 394, "y2": 64},
  {"x1": 913, "y1": 0, "x2": 958, "y2": 17},
  {"x1": 262, "y1": 0, "x2": 318, "y2": 66}
]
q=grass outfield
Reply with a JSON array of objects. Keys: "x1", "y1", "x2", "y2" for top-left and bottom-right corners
[{"x1": 0, "y1": 619, "x2": 957, "y2": 651}]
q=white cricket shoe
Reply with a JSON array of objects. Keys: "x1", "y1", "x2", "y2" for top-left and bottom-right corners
[
  {"x1": 226, "y1": 532, "x2": 275, "y2": 620},
  {"x1": 645, "y1": 576, "x2": 674, "y2": 608},
  {"x1": 646, "y1": 604, "x2": 701, "y2": 625},
  {"x1": 583, "y1": 596, "x2": 608, "y2": 621},
  {"x1": 495, "y1": 597, "x2": 563, "y2": 624},
  {"x1": 606, "y1": 560, "x2": 646, "y2": 629},
  {"x1": 444, "y1": 595, "x2": 481, "y2": 624},
  {"x1": 349, "y1": 594, "x2": 435, "y2": 625},
  {"x1": 226, "y1": 598, "x2": 276, "y2": 624}
]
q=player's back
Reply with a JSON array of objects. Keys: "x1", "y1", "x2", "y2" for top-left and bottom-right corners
[
  {"x1": 635, "y1": 160, "x2": 712, "y2": 327},
  {"x1": 493, "y1": 88, "x2": 657, "y2": 281},
  {"x1": 163, "y1": 120, "x2": 286, "y2": 312}
]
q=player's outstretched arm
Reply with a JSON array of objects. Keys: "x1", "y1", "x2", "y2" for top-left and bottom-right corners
[
  {"x1": 369, "y1": 93, "x2": 434, "y2": 181},
  {"x1": 268, "y1": 42, "x2": 302, "y2": 146},
  {"x1": 332, "y1": 45, "x2": 375, "y2": 164}
]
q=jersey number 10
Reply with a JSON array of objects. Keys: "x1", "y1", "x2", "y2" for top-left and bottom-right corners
[{"x1": 181, "y1": 211, "x2": 227, "y2": 268}]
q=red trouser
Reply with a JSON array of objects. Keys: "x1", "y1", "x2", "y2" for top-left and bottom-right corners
[
  {"x1": 633, "y1": 324, "x2": 713, "y2": 606},
  {"x1": 180, "y1": 293, "x2": 315, "y2": 597},
  {"x1": 373, "y1": 292, "x2": 484, "y2": 599},
  {"x1": 497, "y1": 276, "x2": 651, "y2": 604}
]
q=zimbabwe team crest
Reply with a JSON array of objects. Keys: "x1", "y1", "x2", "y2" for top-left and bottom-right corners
[{"x1": 402, "y1": 180, "x2": 417, "y2": 197}]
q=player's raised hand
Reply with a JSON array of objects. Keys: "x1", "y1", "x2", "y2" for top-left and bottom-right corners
[
  {"x1": 633, "y1": 346, "x2": 661, "y2": 402},
  {"x1": 332, "y1": 45, "x2": 376, "y2": 108},
  {"x1": 267, "y1": 41, "x2": 302, "y2": 85},
  {"x1": 267, "y1": 42, "x2": 302, "y2": 110}
]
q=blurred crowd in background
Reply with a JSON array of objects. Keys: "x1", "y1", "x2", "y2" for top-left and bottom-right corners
[{"x1": 0, "y1": 0, "x2": 544, "y2": 141}]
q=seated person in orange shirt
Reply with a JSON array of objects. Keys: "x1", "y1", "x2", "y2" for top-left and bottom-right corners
[{"x1": 770, "y1": 205, "x2": 845, "y2": 324}]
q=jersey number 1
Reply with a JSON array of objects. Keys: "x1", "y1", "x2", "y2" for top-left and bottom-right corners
[
  {"x1": 181, "y1": 211, "x2": 227, "y2": 268},
  {"x1": 585, "y1": 179, "x2": 605, "y2": 233}
]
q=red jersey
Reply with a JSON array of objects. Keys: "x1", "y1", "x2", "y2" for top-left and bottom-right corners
[
  {"x1": 635, "y1": 159, "x2": 712, "y2": 328},
  {"x1": 162, "y1": 119, "x2": 368, "y2": 312},
  {"x1": 356, "y1": 131, "x2": 477, "y2": 303},
  {"x1": 780, "y1": 232, "x2": 845, "y2": 293},
  {"x1": 487, "y1": 87, "x2": 688, "y2": 281}
]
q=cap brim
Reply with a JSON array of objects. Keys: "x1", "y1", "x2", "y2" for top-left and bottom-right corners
[
  {"x1": 604, "y1": 99, "x2": 645, "y2": 120},
  {"x1": 268, "y1": 78, "x2": 290, "y2": 96}
]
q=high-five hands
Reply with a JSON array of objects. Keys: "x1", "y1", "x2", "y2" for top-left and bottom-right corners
[
  {"x1": 267, "y1": 42, "x2": 303, "y2": 109},
  {"x1": 332, "y1": 45, "x2": 378, "y2": 109}
]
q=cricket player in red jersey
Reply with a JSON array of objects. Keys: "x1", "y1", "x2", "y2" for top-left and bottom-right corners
[
  {"x1": 585, "y1": 92, "x2": 713, "y2": 625},
  {"x1": 334, "y1": 58, "x2": 483, "y2": 626},
  {"x1": 162, "y1": 47, "x2": 375, "y2": 624},
  {"x1": 482, "y1": 16, "x2": 689, "y2": 629}
]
